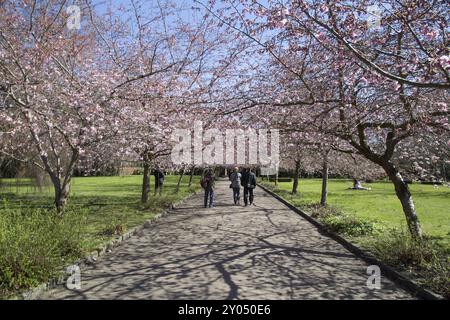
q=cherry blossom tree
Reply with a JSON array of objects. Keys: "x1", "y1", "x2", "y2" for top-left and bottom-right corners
[
  {"x1": 0, "y1": 0, "x2": 232, "y2": 209},
  {"x1": 287, "y1": 0, "x2": 449, "y2": 89},
  {"x1": 0, "y1": 0, "x2": 128, "y2": 212},
  {"x1": 205, "y1": 0, "x2": 449, "y2": 239}
]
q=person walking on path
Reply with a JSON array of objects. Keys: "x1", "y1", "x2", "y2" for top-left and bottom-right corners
[
  {"x1": 154, "y1": 167, "x2": 165, "y2": 196},
  {"x1": 229, "y1": 167, "x2": 242, "y2": 205},
  {"x1": 241, "y1": 168, "x2": 257, "y2": 206},
  {"x1": 201, "y1": 169, "x2": 216, "y2": 208}
]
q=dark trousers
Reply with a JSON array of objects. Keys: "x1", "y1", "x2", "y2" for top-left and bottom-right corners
[
  {"x1": 204, "y1": 188, "x2": 214, "y2": 208},
  {"x1": 232, "y1": 187, "x2": 240, "y2": 204},
  {"x1": 155, "y1": 182, "x2": 163, "y2": 195},
  {"x1": 243, "y1": 187, "x2": 254, "y2": 205}
]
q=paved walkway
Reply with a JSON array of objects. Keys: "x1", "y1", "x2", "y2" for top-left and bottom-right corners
[{"x1": 39, "y1": 180, "x2": 414, "y2": 299}]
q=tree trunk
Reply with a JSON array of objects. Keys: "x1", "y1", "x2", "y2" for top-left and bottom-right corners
[
  {"x1": 443, "y1": 163, "x2": 447, "y2": 182},
  {"x1": 54, "y1": 181, "x2": 71, "y2": 213},
  {"x1": 47, "y1": 153, "x2": 78, "y2": 214},
  {"x1": 47, "y1": 170, "x2": 71, "y2": 214},
  {"x1": 383, "y1": 161, "x2": 423, "y2": 239},
  {"x1": 274, "y1": 171, "x2": 278, "y2": 186},
  {"x1": 176, "y1": 167, "x2": 185, "y2": 193},
  {"x1": 189, "y1": 167, "x2": 194, "y2": 187},
  {"x1": 292, "y1": 160, "x2": 300, "y2": 194},
  {"x1": 320, "y1": 160, "x2": 328, "y2": 206},
  {"x1": 141, "y1": 161, "x2": 151, "y2": 205}
]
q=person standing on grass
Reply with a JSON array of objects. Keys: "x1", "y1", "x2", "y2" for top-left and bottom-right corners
[
  {"x1": 201, "y1": 169, "x2": 216, "y2": 208},
  {"x1": 241, "y1": 167, "x2": 257, "y2": 206},
  {"x1": 154, "y1": 166, "x2": 165, "y2": 196},
  {"x1": 229, "y1": 167, "x2": 241, "y2": 205}
]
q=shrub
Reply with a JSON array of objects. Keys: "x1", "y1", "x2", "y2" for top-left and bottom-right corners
[
  {"x1": 321, "y1": 212, "x2": 379, "y2": 237},
  {"x1": 269, "y1": 178, "x2": 292, "y2": 183},
  {"x1": 0, "y1": 203, "x2": 86, "y2": 297},
  {"x1": 367, "y1": 230, "x2": 450, "y2": 299},
  {"x1": 99, "y1": 214, "x2": 127, "y2": 236},
  {"x1": 305, "y1": 203, "x2": 381, "y2": 237},
  {"x1": 306, "y1": 203, "x2": 342, "y2": 219},
  {"x1": 370, "y1": 231, "x2": 436, "y2": 268}
]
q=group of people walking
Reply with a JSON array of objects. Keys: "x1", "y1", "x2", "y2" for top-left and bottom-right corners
[
  {"x1": 201, "y1": 167, "x2": 257, "y2": 208},
  {"x1": 229, "y1": 167, "x2": 257, "y2": 206}
]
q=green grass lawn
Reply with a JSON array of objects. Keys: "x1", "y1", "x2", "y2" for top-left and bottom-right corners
[
  {"x1": 261, "y1": 179, "x2": 450, "y2": 247},
  {"x1": 0, "y1": 175, "x2": 201, "y2": 251}
]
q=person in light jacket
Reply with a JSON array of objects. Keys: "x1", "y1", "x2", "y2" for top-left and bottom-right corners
[{"x1": 229, "y1": 167, "x2": 242, "y2": 205}]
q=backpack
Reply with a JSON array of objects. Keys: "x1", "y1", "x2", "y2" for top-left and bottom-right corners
[{"x1": 200, "y1": 177, "x2": 209, "y2": 189}]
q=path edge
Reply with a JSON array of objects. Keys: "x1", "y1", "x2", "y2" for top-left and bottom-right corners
[
  {"x1": 257, "y1": 183, "x2": 444, "y2": 301},
  {"x1": 7, "y1": 189, "x2": 200, "y2": 300}
]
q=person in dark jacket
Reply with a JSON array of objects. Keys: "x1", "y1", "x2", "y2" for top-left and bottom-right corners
[
  {"x1": 154, "y1": 167, "x2": 165, "y2": 196},
  {"x1": 241, "y1": 167, "x2": 256, "y2": 206},
  {"x1": 202, "y1": 169, "x2": 216, "y2": 208}
]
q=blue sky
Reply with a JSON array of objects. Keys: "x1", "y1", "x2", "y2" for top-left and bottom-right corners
[{"x1": 88, "y1": 0, "x2": 211, "y2": 25}]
